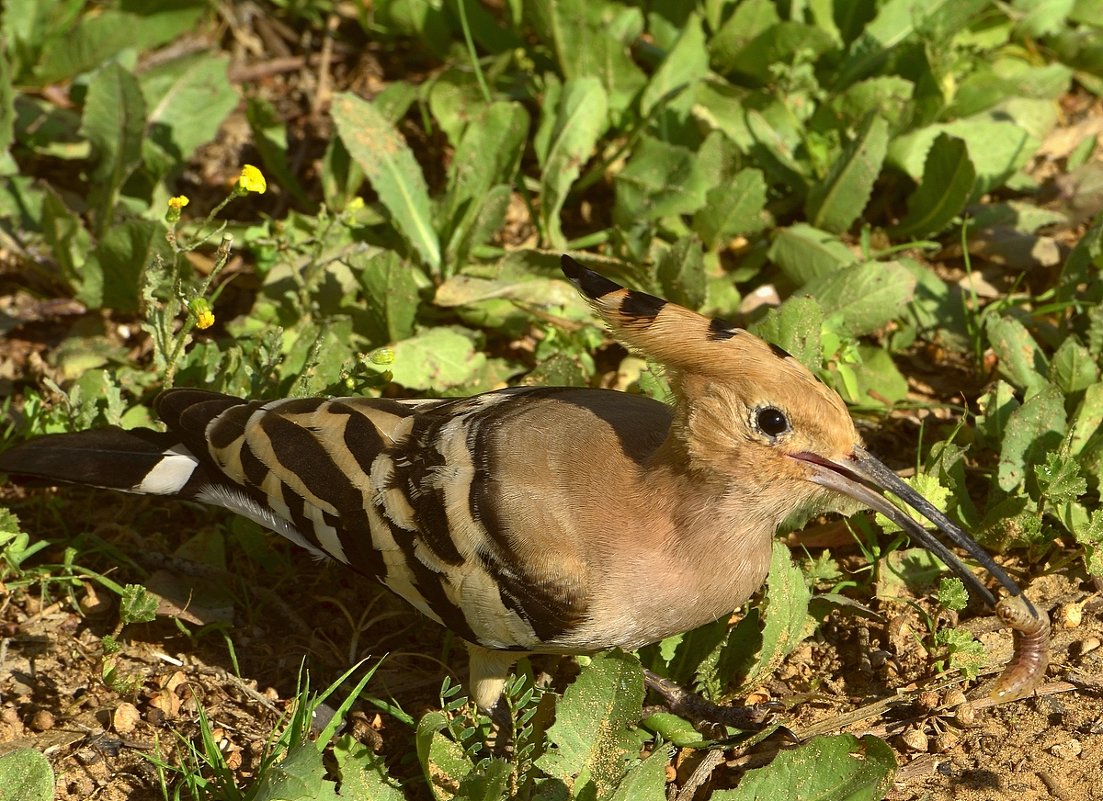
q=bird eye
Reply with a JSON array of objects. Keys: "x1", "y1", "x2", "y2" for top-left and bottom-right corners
[{"x1": 756, "y1": 407, "x2": 789, "y2": 437}]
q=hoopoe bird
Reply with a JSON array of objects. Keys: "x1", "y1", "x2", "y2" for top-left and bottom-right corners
[{"x1": 0, "y1": 255, "x2": 1042, "y2": 710}]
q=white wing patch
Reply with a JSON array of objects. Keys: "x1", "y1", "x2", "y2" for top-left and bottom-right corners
[{"x1": 134, "y1": 446, "x2": 200, "y2": 495}]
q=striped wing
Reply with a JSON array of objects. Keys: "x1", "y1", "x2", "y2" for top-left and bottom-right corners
[{"x1": 150, "y1": 387, "x2": 668, "y2": 652}]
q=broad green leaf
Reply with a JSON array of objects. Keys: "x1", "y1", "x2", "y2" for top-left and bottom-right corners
[
  {"x1": 140, "y1": 52, "x2": 239, "y2": 176},
  {"x1": 998, "y1": 384, "x2": 1066, "y2": 493},
  {"x1": 0, "y1": 748, "x2": 54, "y2": 801},
  {"x1": 806, "y1": 115, "x2": 888, "y2": 234},
  {"x1": 712, "y1": 734, "x2": 895, "y2": 801},
  {"x1": 453, "y1": 759, "x2": 511, "y2": 801},
  {"x1": 1014, "y1": 0, "x2": 1075, "y2": 37},
  {"x1": 801, "y1": 261, "x2": 917, "y2": 337},
  {"x1": 526, "y1": 0, "x2": 646, "y2": 118},
  {"x1": 41, "y1": 189, "x2": 92, "y2": 289},
  {"x1": 252, "y1": 742, "x2": 340, "y2": 801},
  {"x1": 847, "y1": 346, "x2": 909, "y2": 406},
  {"x1": 332, "y1": 93, "x2": 441, "y2": 272},
  {"x1": 750, "y1": 296, "x2": 824, "y2": 373},
  {"x1": 1050, "y1": 338, "x2": 1098, "y2": 393},
  {"x1": 1035, "y1": 451, "x2": 1087, "y2": 505},
  {"x1": 427, "y1": 69, "x2": 490, "y2": 150},
  {"x1": 614, "y1": 137, "x2": 710, "y2": 226},
  {"x1": 655, "y1": 237, "x2": 706, "y2": 309},
  {"x1": 769, "y1": 224, "x2": 858, "y2": 285},
  {"x1": 693, "y1": 168, "x2": 769, "y2": 250},
  {"x1": 829, "y1": 76, "x2": 914, "y2": 132},
  {"x1": 640, "y1": 12, "x2": 708, "y2": 116},
  {"x1": 1070, "y1": 383, "x2": 1103, "y2": 457},
  {"x1": 80, "y1": 62, "x2": 145, "y2": 228},
  {"x1": 734, "y1": 540, "x2": 811, "y2": 691},
  {"x1": 32, "y1": 4, "x2": 206, "y2": 85},
  {"x1": 608, "y1": 746, "x2": 671, "y2": 801},
  {"x1": 894, "y1": 133, "x2": 976, "y2": 237},
  {"x1": 540, "y1": 77, "x2": 608, "y2": 247},
  {"x1": 535, "y1": 651, "x2": 644, "y2": 798},
  {"x1": 723, "y1": 22, "x2": 835, "y2": 84},
  {"x1": 888, "y1": 119, "x2": 1040, "y2": 198},
  {"x1": 976, "y1": 380, "x2": 1020, "y2": 448},
  {"x1": 333, "y1": 736, "x2": 404, "y2": 801},
  {"x1": 985, "y1": 316, "x2": 1050, "y2": 395},
  {"x1": 79, "y1": 219, "x2": 172, "y2": 314},
  {"x1": 388, "y1": 327, "x2": 486, "y2": 392},
  {"x1": 442, "y1": 101, "x2": 528, "y2": 268},
  {"x1": 416, "y1": 711, "x2": 472, "y2": 801}
]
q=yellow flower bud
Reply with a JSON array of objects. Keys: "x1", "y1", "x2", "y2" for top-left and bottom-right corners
[{"x1": 189, "y1": 298, "x2": 215, "y2": 330}]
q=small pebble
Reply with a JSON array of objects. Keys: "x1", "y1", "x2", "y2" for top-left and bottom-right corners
[
  {"x1": 1078, "y1": 635, "x2": 1100, "y2": 656},
  {"x1": 1049, "y1": 739, "x2": 1083, "y2": 759},
  {"x1": 29, "y1": 710, "x2": 55, "y2": 732},
  {"x1": 1057, "y1": 602, "x2": 1083, "y2": 630}
]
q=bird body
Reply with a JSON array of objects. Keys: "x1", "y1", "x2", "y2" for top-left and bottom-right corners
[{"x1": 0, "y1": 255, "x2": 1039, "y2": 708}]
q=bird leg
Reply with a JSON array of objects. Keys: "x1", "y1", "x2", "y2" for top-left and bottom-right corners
[{"x1": 641, "y1": 668, "x2": 786, "y2": 736}]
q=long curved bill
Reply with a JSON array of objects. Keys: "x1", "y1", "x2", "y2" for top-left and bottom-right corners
[{"x1": 792, "y1": 446, "x2": 1026, "y2": 612}]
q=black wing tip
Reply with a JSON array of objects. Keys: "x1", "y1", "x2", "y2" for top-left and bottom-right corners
[{"x1": 560, "y1": 255, "x2": 624, "y2": 300}]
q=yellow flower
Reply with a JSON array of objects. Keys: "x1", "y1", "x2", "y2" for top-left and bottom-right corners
[
  {"x1": 165, "y1": 195, "x2": 189, "y2": 223},
  {"x1": 237, "y1": 165, "x2": 267, "y2": 195},
  {"x1": 189, "y1": 298, "x2": 215, "y2": 330}
]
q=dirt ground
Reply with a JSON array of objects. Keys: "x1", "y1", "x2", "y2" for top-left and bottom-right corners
[{"x1": 1, "y1": 483, "x2": 1101, "y2": 800}]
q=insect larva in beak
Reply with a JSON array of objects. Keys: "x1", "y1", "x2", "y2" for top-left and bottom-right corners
[{"x1": 991, "y1": 594, "x2": 1051, "y2": 701}]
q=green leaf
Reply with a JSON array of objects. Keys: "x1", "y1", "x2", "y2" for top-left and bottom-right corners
[
  {"x1": 1070, "y1": 383, "x2": 1103, "y2": 457},
  {"x1": 769, "y1": 224, "x2": 858, "y2": 285},
  {"x1": 692, "y1": 168, "x2": 769, "y2": 250},
  {"x1": 998, "y1": 384, "x2": 1066, "y2": 493},
  {"x1": 639, "y1": 12, "x2": 708, "y2": 116},
  {"x1": 888, "y1": 119, "x2": 1040, "y2": 198},
  {"x1": 253, "y1": 742, "x2": 340, "y2": 801},
  {"x1": 388, "y1": 327, "x2": 486, "y2": 392},
  {"x1": 1035, "y1": 451, "x2": 1087, "y2": 505},
  {"x1": 711, "y1": 734, "x2": 895, "y2": 801},
  {"x1": 1050, "y1": 338, "x2": 1099, "y2": 394},
  {"x1": 331, "y1": 93, "x2": 441, "y2": 272},
  {"x1": 539, "y1": 77, "x2": 609, "y2": 247},
  {"x1": 615, "y1": 136, "x2": 710, "y2": 226},
  {"x1": 79, "y1": 219, "x2": 172, "y2": 314},
  {"x1": 416, "y1": 711, "x2": 473, "y2": 801},
  {"x1": 985, "y1": 316, "x2": 1050, "y2": 395},
  {"x1": 894, "y1": 133, "x2": 977, "y2": 237},
  {"x1": 724, "y1": 22, "x2": 835, "y2": 84},
  {"x1": 442, "y1": 101, "x2": 529, "y2": 269},
  {"x1": 352, "y1": 252, "x2": 423, "y2": 346},
  {"x1": 526, "y1": 0, "x2": 646, "y2": 117},
  {"x1": 333, "y1": 736, "x2": 404, "y2": 801},
  {"x1": 655, "y1": 237, "x2": 706, "y2": 309},
  {"x1": 140, "y1": 52, "x2": 239, "y2": 176},
  {"x1": 32, "y1": 4, "x2": 206, "y2": 86},
  {"x1": 608, "y1": 746, "x2": 670, "y2": 801},
  {"x1": 0, "y1": 748, "x2": 54, "y2": 801},
  {"x1": 805, "y1": 115, "x2": 889, "y2": 234},
  {"x1": 120, "y1": 584, "x2": 158, "y2": 625},
  {"x1": 750, "y1": 296, "x2": 824, "y2": 373},
  {"x1": 79, "y1": 61, "x2": 146, "y2": 230},
  {"x1": 535, "y1": 651, "x2": 645, "y2": 798},
  {"x1": 801, "y1": 261, "x2": 917, "y2": 337},
  {"x1": 734, "y1": 540, "x2": 811, "y2": 691}
]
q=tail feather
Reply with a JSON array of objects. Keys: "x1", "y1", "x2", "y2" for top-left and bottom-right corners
[{"x1": 0, "y1": 427, "x2": 206, "y2": 496}]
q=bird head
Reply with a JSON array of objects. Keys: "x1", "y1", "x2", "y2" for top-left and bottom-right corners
[{"x1": 561, "y1": 254, "x2": 1032, "y2": 613}]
